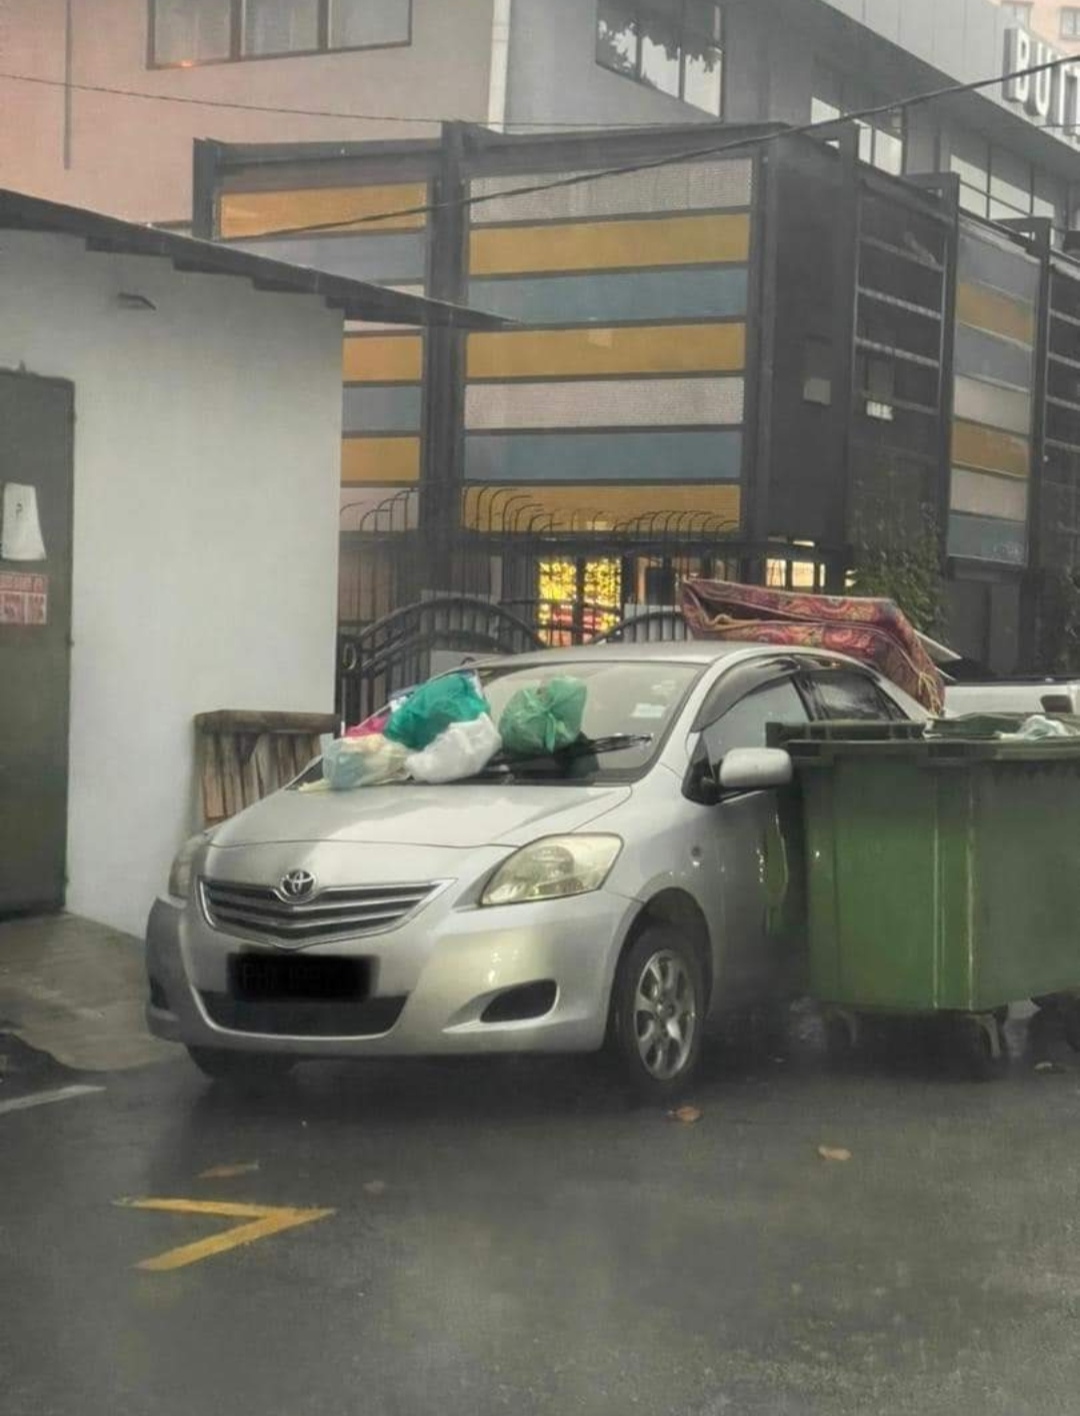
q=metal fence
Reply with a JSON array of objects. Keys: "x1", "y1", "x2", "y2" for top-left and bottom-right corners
[{"x1": 335, "y1": 489, "x2": 817, "y2": 725}]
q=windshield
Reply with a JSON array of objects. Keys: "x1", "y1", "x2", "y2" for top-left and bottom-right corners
[
  {"x1": 476, "y1": 659, "x2": 702, "y2": 781},
  {"x1": 299, "y1": 660, "x2": 702, "y2": 790}
]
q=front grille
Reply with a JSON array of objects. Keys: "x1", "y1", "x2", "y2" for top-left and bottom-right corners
[
  {"x1": 200, "y1": 878, "x2": 439, "y2": 943},
  {"x1": 200, "y1": 991, "x2": 407, "y2": 1038}
]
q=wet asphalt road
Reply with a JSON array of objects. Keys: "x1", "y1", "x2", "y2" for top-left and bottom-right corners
[{"x1": 5, "y1": 1011, "x2": 1080, "y2": 1416}]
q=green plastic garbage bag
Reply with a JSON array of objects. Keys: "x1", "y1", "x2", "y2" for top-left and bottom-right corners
[
  {"x1": 384, "y1": 672, "x2": 490, "y2": 751},
  {"x1": 498, "y1": 676, "x2": 588, "y2": 757}
]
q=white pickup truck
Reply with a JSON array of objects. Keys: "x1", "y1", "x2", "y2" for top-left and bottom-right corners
[{"x1": 945, "y1": 680, "x2": 1080, "y2": 716}]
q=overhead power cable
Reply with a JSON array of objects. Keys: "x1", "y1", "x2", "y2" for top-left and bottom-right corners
[
  {"x1": 230, "y1": 51, "x2": 1080, "y2": 240},
  {"x1": 0, "y1": 67, "x2": 703, "y2": 130}
]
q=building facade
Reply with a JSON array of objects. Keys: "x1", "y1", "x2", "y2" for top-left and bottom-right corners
[
  {"x1": 196, "y1": 115, "x2": 1080, "y2": 679},
  {"x1": 5, "y1": 0, "x2": 1080, "y2": 223},
  {"x1": 995, "y1": 2, "x2": 1080, "y2": 53},
  {"x1": 8, "y1": 0, "x2": 1080, "y2": 676}
]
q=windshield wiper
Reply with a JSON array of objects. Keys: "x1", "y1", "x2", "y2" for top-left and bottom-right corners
[
  {"x1": 554, "y1": 733, "x2": 654, "y2": 759},
  {"x1": 477, "y1": 733, "x2": 655, "y2": 778}
]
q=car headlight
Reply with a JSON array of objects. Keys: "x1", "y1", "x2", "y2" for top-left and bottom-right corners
[
  {"x1": 480, "y1": 835, "x2": 622, "y2": 907},
  {"x1": 167, "y1": 830, "x2": 214, "y2": 900}
]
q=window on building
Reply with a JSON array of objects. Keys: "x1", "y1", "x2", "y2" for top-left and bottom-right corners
[
  {"x1": 1062, "y1": 7, "x2": 1080, "y2": 39},
  {"x1": 802, "y1": 337, "x2": 833, "y2": 406},
  {"x1": 150, "y1": 0, "x2": 411, "y2": 66},
  {"x1": 243, "y1": 0, "x2": 318, "y2": 57},
  {"x1": 811, "y1": 62, "x2": 904, "y2": 175},
  {"x1": 766, "y1": 544, "x2": 824, "y2": 591},
  {"x1": 1002, "y1": 2, "x2": 1033, "y2": 24},
  {"x1": 330, "y1": 0, "x2": 410, "y2": 48},
  {"x1": 596, "y1": 1, "x2": 724, "y2": 116},
  {"x1": 151, "y1": 0, "x2": 232, "y2": 65},
  {"x1": 947, "y1": 129, "x2": 1066, "y2": 231},
  {"x1": 863, "y1": 354, "x2": 896, "y2": 421}
]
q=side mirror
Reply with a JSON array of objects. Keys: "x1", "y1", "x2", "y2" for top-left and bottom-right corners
[{"x1": 718, "y1": 747, "x2": 793, "y2": 793}]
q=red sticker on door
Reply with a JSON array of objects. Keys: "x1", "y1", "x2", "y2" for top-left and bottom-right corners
[{"x1": 0, "y1": 571, "x2": 48, "y2": 625}]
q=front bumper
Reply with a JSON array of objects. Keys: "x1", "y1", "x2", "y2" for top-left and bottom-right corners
[{"x1": 145, "y1": 883, "x2": 638, "y2": 1058}]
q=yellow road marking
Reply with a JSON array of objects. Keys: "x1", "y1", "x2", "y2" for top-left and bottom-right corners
[{"x1": 115, "y1": 1197, "x2": 335, "y2": 1272}]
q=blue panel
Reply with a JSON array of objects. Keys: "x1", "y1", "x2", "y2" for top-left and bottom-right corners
[
  {"x1": 343, "y1": 384, "x2": 422, "y2": 434},
  {"x1": 954, "y1": 324, "x2": 1034, "y2": 391},
  {"x1": 234, "y1": 232, "x2": 426, "y2": 285},
  {"x1": 947, "y1": 511, "x2": 1027, "y2": 566},
  {"x1": 468, "y1": 267, "x2": 748, "y2": 325},
  {"x1": 959, "y1": 230, "x2": 1039, "y2": 302},
  {"x1": 464, "y1": 430, "x2": 743, "y2": 483}
]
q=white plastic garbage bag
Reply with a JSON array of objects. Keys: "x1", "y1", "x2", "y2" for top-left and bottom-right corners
[
  {"x1": 1010, "y1": 714, "x2": 1077, "y2": 740},
  {"x1": 406, "y1": 715, "x2": 501, "y2": 785},
  {"x1": 322, "y1": 735, "x2": 410, "y2": 790}
]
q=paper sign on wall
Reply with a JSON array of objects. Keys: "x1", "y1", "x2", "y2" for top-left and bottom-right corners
[
  {"x1": 1, "y1": 483, "x2": 47, "y2": 561},
  {"x1": 0, "y1": 571, "x2": 48, "y2": 625}
]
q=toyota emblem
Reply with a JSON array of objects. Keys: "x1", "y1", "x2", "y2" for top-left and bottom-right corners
[{"x1": 279, "y1": 869, "x2": 317, "y2": 902}]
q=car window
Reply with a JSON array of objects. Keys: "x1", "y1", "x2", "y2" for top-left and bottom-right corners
[
  {"x1": 809, "y1": 670, "x2": 905, "y2": 722},
  {"x1": 701, "y1": 678, "x2": 809, "y2": 768}
]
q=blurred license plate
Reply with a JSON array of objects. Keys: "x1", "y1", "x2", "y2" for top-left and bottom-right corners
[{"x1": 228, "y1": 954, "x2": 366, "y2": 1001}]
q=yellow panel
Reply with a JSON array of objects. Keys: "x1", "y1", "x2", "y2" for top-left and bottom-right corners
[
  {"x1": 220, "y1": 184, "x2": 428, "y2": 238},
  {"x1": 341, "y1": 437, "x2": 420, "y2": 485},
  {"x1": 343, "y1": 335, "x2": 423, "y2": 382},
  {"x1": 956, "y1": 283, "x2": 1035, "y2": 345},
  {"x1": 952, "y1": 420, "x2": 1030, "y2": 480},
  {"x1": 467, "y1": 324, "x2": 745, "y2": 380},
  {"x1": 470, "y1": 213, "x2": 751, "y2": 275},
  {"x1": 461, "y1": 483, "x2": 741, "y2": 532}
]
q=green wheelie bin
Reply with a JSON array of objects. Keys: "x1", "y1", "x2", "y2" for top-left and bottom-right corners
[{"x1": 778, "y1": 726, "x2": 1080, "y2": 1077}]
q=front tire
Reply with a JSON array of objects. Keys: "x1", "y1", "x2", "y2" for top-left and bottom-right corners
[
  {"x1": 610, "y1": 924, "x2": 705, "y2": 1099},
  {"x1": 186, "y1": 1046, "x2": 296, "y2": 1085}
]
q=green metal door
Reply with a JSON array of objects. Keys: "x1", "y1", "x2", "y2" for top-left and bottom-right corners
[{"x1": 0, "y1": 372, "x2": 74, "y2": 916}]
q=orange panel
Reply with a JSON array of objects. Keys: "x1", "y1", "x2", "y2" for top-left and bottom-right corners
[
  {"x1": 467, "y1": 324, "x2": 745, "y2": 380},
  {"x1": 341, "y1": 437, "x2": 420, "y2": 485},
  {"x1": 461, "y1": 482, "x2": 741, "y2": 532},
  {"x1": 219, "y1": 184, "x2": 427, "y2": 238},
  {"x1": 343, "y1": 335, "x2": 423, "y2": 383}
]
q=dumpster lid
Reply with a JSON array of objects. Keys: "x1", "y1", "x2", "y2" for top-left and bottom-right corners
[{"x1": 778, "y1": 732, "x2": 1080, "y2": 765}]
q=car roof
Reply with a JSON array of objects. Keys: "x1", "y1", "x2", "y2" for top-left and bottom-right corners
[{"x1": 474, "y1": 641, "x2": 860, "y2": 670}]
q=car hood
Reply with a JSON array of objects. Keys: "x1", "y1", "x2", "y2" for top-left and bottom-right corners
[{"x1": 211, "y1": 782, "x2": 632, "y2": 850}]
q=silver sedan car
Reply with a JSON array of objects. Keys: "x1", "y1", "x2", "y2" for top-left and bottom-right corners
[{"x1": 146, "y1": 643, "x2": 924, "y2": 1097}]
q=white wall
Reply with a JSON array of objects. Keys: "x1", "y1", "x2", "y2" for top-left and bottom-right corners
[{"x1": 0, "y1": 230, "x2": 343, "y2": 936}]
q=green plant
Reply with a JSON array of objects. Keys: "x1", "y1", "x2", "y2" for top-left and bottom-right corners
[
  {"x1": 849, "y1": 505, "x2": 946, "y2": 634},
  {"x1": 1033, "y1": 568, "x2": 1080, "y2": 675}
]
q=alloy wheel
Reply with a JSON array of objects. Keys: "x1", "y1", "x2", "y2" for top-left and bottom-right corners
[{"x1": 633, "y1": 949, "x2": 698, "y2": 1081}]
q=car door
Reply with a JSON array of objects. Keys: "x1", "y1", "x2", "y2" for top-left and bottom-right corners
[{"x1": 691, "y1": 667, "x2": 812, "y2": 1011}]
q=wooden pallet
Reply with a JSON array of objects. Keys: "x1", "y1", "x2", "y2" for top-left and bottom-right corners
[{"x1": 194, "y1": 710, "x2": 338, "y2": 826}]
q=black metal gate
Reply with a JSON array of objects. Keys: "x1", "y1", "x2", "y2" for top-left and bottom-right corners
[
  {"x1": 0, "y1": 372, "x2": 75, "y2": 915},
  {"x1": 336, "y1": 488, "x2": 790, "y2": 725}
]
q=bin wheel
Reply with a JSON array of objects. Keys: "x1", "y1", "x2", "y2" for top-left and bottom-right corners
[
  {"x1": 1060, "y1": 1002, "x2": 1080, "y2": 1053},
  {"x1": 1032, "y1": 995, "x2": 1063, "y2": 1012},
  {"x1": 823, "y1": 1009, "x2": 860, "y2": 1062},
  {"x1": 955, "y1": 1014, "x2": 1008, "y2": 1082}
]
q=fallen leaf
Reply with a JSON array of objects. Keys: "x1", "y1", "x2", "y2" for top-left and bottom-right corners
[
  {"x1": 363, "y1": 1180, "x2": 388, "y2": 1196},
  {"x1": 199, "y1": 1162, "x2": 260, "y2": 1180},
  {"x1": 818, "y1": 1145, "x2": 852, "y2": 1163},
  {"x1": 670, "y1": 1105, "x2": 702, "y2": 1124}
]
